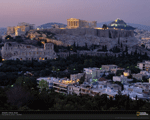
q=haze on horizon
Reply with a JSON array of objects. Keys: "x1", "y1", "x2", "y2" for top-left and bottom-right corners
[{"x1": 0, "y1": 0, "x2": 150, "y2": 28}]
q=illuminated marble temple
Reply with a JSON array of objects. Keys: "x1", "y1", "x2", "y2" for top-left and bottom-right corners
[{"x1": 67, "y1": 18, "x2": 97, "y2": 29}]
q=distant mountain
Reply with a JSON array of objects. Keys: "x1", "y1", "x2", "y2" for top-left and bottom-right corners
[
  {"x1": 97, "y1": 21, "x2": 113, "y2": 28},
  {"x1": 126, "y1": 23, "x2": 150, "y2": 31},
  {"x1": 37, "y1": 22, "x2": 67, "y2": 29},
  {"x1": 97, "y1": 21, "x2": 150, "y2": 31}
]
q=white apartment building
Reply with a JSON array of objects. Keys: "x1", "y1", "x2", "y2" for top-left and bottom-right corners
[
  {"x1": 137, "y1": 61, "x2": 150, "y2": 71},
  {"x1": 132, "y1": 73, "x2": 145, "y2": 81},
  {"x1": 113, "y1": 75, "x2": 128, "y2": 84},
  {"x1": 145, "y1": 43, "x2": 150, "y2": 49},
  {"x1": 70, "y1": 73, "x2": 84, "y2": 81},
  {"x1": 111, "y1": 68, "x2": 125, "y2": 74},
  {"x1": 101, "y1": 65, "x2": 118, "y2": 71},
  {"x1": 140, "y1": 71, "x2": 150, "y2": 77},
  {"x1": 84, "y1": 67, "x2": 104, "y2": 82}
]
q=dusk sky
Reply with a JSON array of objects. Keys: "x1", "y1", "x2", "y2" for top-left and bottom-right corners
[{"x1": 0, "y1": 0, "x2": 150, "y2": 27}]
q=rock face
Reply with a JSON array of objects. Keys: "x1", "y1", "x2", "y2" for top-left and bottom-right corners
[
  {"x1": 27, "y1": 28, "x2": 137, "y2": 50},
  {"x1": 45, "y1": 28, "x2": 134, "y2": 38},
  {"x1": 55, "y1": 34, "x2": 138, "y2": 50}
]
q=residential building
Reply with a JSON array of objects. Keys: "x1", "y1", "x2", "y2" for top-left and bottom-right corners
[
  {"x1": 113, "y1": 75, "x2": 128, "y2": 84},
  {"x1": 137, "y1": 61, "x2": 150, "y2": 71},
  {"x1": 132, "y1": 73, "x2": 146, "y2": 81},
  {"x1": 83, "y1": 67, "x2": 104, "y2": 82},
  {"x1": 101, "y1": 65, "x2": 118, "y2": 71},
  {"x1": 111, "y1": 67, "x2": 125, "y2": 74},
  {"x1": 123, "y1": 70, "x2": 131, "y2": 77},
  {"x1": 70, "y1": 73, "x2": 84, "y2": 81},
  {"x1": 68, "y1": 85, "x2": 81, "y2": 95},
  {"x1": 140, "y1": 71, "x2": 150, "y2": 77}
]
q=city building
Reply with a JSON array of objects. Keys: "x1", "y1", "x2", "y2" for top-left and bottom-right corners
[
  {"x1": 132, "y1": 73, "x2": 146, "y2": 81},
  {"x1": 137, "y1": 61, "x2": 150, "y2": 71},
  {"x1": 111, "y1": 67, "x2": 125, "y2": 74},
  {"x1": 68, "y1": 85, "x2": 81, "y2": 95},
  {"x1": 113, "y1": 75, "x2": 128, "y2": 84},
  {"x1": 70, "y1": 73, "x2": 84, "y2": 81},
  {"x1": 101, "y1": 65, "x2": 118, "y2": 71},
  {"x1": 4, "y1": 22, "x2": 35, "y2": 39},
  {"x1": 83, "y1": 67, "x2": 104, "y2": 82},
  {"x1": 1, "y1": 42, "x2": 57, "y2": 60}
]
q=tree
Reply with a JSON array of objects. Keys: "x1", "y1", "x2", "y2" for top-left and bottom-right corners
[
  {"x1": 121, "y1": 84, "x2": 124, "y2": 91},
  {"x1": 0, "y1": 87, "x2": 10, "y2": 110},
  {"x1": 125, "y1": 45, "x2": 128, "y2": 52},
  {"x1": 125, "y1": 94, "x2": 130, "y2": 110},
  {"x1": 85, "y1": 43, "x2": 88, "y2": 49},
  {"x1": 144, "y1": 52, "x2": 148, "y2": 57},
  {"x1": 102, "y1": 24, "x2": 107, "y2": 30},
  {"x1": 54, "y1": 44, "x2": 59, "y2": 52},
  {"x1": 134, "y1": 49, "x2": 137, "y2": 55},
  {"x1": 37, "y1": 41, "x2": 42, "y2": 47},
  {"x1": 109, "y1": 31, "x2": 112, "y2": 38},
  {"x1": 73, "y1": 41, "x2": 76, "y2": 48},
  {"x1": 5, "y1": 35, "x2": 13, "y2": 40},
  {"x1": 118, "y1": 37, "x2": 120, "y2": 44},
  {"x1": 5, "y1": 85, "x2": 33, "y2": 108},
  {"x1": 15, "y1": 76, "x2": 37, "y2": 91},
  {"x1": 16, "y1": 39, "x2": 23, "y2": 43},
  {"x1": 79, "y1": 74, "x2": 85, "y2": 84},
  {"x1": 38, "y1": 79, "x2": 49, "y2": 91},
  {"x1": 118, "y1": 89, "x2": 122, "y2": 96}
]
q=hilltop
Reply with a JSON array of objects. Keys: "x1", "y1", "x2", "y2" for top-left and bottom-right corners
[
  {"x1": 37, "y1": 22, "x2": 67, "y2": 29},
  {"x1": 97, "y1": 21, "x2": 150, "y2": 31}
]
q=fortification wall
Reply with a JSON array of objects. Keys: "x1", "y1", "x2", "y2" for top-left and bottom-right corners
[{"x1": 43, "y1": 28, "x2": 134, "y2": 39}]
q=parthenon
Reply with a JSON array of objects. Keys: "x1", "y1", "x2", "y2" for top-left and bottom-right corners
[{"x1": 67, "y1": 18, "x2": 97, "y2": 29}]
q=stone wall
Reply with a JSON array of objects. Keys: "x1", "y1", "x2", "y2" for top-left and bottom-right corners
[
  {"x1": 1, "y1": 42, "x2": 57, "y2": 60},
  {"x1": 43, "y1": 28, "x2": 134, "y2": 38},
  {"x1": 27, "y1": 28, "x2": 136, "y2": 51}
]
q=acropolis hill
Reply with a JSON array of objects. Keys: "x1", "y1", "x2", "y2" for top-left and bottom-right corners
[{"x1": 6, "y1": 18, "x2": 138, "y2": 50}]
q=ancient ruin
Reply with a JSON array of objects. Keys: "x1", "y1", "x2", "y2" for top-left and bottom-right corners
[
  {"x1": 67, "y1": 18, "x2": 97, "y2": 29},
  {"x1": 1, "y1": 42, "x2": 57, "y2": 60}
]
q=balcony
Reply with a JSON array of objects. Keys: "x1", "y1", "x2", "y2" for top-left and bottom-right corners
[
  {"x1": 55, "y1": 90, "x2": 67, "y2": 94},
  {"x1": 53, "y1": 86, "x2": 67, "y2": 91}
]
